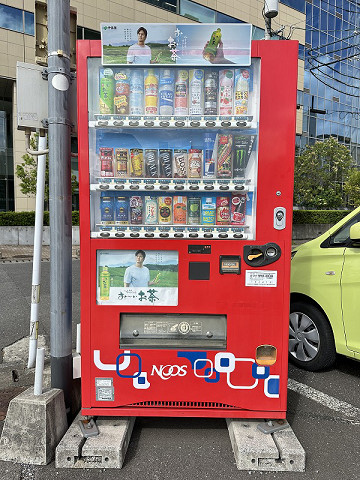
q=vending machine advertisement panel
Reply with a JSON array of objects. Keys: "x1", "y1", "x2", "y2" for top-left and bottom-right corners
[{"x1": 77, "y1": 24, "x2": 298, "y2": 418}]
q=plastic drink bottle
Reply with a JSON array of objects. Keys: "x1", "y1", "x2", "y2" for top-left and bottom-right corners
[
  {"x1": 99, "y1": 68, "x2": 115, "y2": 114},
  {"x1": 100, "y1": 266, "x2": 110, "y2": 300},
  {"x1": 129, "y1": 70, "x2": 144, "y2": 115},
  {"x1": 145, "y1": 69, "x2": 158, "y2": 115},
  {"x1": 189, "y1": 69, "x2": 204, "y2": 116},
  {"x1": 159, "y1": 69, "x2": 175, "y2": 115},
  {"x1": 174, "y1": 70, "x2": 188, "y2": 116},
  {"x1": 234, "y1": 68, "x2": 250, "y2": 115},
  {"x1": 219, "y1": 69, "x2": 234, "y2": 116},
  {"x1": 114, "y1": 70, "x2": 130, "y2": 114},
  {"x1": 203, "y1": 28, "x2": 222, "y2": 61}
]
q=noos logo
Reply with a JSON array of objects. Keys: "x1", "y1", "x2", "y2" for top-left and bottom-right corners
[{"x1": 151, "y1": 364, "x2": 187, "y2": 380}]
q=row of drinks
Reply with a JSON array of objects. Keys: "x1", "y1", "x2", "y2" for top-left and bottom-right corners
[
  {"x1": 99, "y1": 134, "x2": 255, "y2": 179},
  {"x1": 100, "y1": 193, "x2": 247, "y2": 226},
  {"x1": 99, "y1": 67, "x2": 251, "y2": 117}
]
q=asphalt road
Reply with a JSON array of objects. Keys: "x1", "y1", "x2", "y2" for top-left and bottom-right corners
[{"x1": 0, "y1": 260, "x2": 359, "y2": 480}]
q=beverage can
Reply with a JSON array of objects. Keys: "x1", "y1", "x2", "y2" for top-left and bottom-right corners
[
  {"x1": 130, "y1": 196, "x2": 143, "y2": 224},
  {"x1": 217, "y1": 134, "x2": 233, "y2": 178},
  {"x1": 114, "y1": 70, "x2": 130, "y2": 114},
  {"x1": 144, "y1": 149, "x2": 159, "y2": 178},
  {"x1": 216, "y1": 196, "x2": 230, "y2": 225},
  {"x1": 115, "y1": 196, "x2": 129, "y2": 224},
  {"x1": 204, "y1": 133, "x2": 216, "y2": 178},
  {"x1": 233, "y1": 136, "x2": 248, "y2": 178},
  {"x1": 174, "y1": 70, "x2": 188, "y2": 116},
  {"x1": 189, "y1": 69, "x2": 204, "y2": 116},
  {"x1": 219, "y1": 69, "x2": 234, "y2": 116},
  {"x1": 203, "y1": 28, "x2": 222, "y2": 61},
  {"x1": 173, "y1": 196, "x2": 187, "y2": 224},
  {"x1": 130, "y1": 148, "x2": 144, "y2": 177},
  {"x1": 99, "y1": 147, "x2": 114, "y2": 177},
  {"x1": 173, "y1": 149, "x2": 188, "y2": 178},
  {"x1": 100, "y1": 195, "x2": 114, "y2": 224},
  {"x1": 159, "y1": 69, "x2": 175, "y2": 115},
  {"x1": 201, "y1": 197, "x2": 216, "y2": 225},
  {"x1": 129, "y1": 69, "x2": 144, "y2": 115},
  {"x1": 144, "y1": 196, "x2": 158, "y2": 224},
  {"x1": 114, "y1": 148, "x2": 129, "y2": 177},
  {"x1": 99, "y1": 68, "x2": 115, "y2": 114},
  {"x1": 144, "y1": 69, "x2": 158, "y2": 115},
  {"x1": 234, "y1": 68, "x2": 250, "y2": 115},
  {"x1": 204, "y1": 71, "x2": 218, "y2": 115},
  {"x1": 188, "y1": 149, "x2": 202, "y2": 178},
  {"x1": 158, "y1": 196, "x2": 172, "y2": 224},
  {"x1": 231, "y1": 193, "x2": 246, "y2": 225},
  {"x1": 159, "y1": 149, "x2": 173, "y2": 178},
  {"x1": 188, "y1": 197, "x2": 201, "y2": 225}
]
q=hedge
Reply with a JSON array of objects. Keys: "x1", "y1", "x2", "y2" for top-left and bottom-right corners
[
  {"x1": 0, "y1": 211, "x2": 79, "y2": 226},
  {"x1": 292, "y1": 210, "x2": 351, "y2": 225},
  {"x1": 0, "y1": 210, "x2": 351, "y2": 226}
]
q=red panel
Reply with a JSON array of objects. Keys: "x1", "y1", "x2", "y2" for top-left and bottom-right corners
[{"x1": 77, "y1": 39, "x2": 298, "y2": 417}]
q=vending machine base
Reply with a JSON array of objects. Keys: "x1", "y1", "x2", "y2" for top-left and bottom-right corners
[{"x1": 56, "y1": 415, "x2": 305, "y2": 471}]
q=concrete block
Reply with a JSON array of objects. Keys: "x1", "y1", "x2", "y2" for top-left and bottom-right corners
[
  {"x1": 72, "y1": 226, "x2": 80, "y2": 246},
  {"x1": 226, "y1": 419, "x2": 305, "y2": 472},
  {"x1": 0, "y1": 227, "x2": 19, "y2": 245},
  {"x1": 0, "y1": 387, "x2": 67, "y2": 465},
  {"x1": 56, "y1": 415, "x2": 135, "y2": 469}
]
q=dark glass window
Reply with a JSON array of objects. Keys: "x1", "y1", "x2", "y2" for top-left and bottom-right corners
[
  {"x1": 77, "y1": 26, "x2": 101, "y2": 40},
  {"x1": 279, "y1": 0, "x2": 305, "y2": 13},
  {"x1": 180, "y1": 0, "x2": 215, "y2": 22},
  {"x1": 0, "y1": 4, "x2": 34, "y2": 35},
  {"x1": 24, "y1": 11, "x2": 34, "y2": 35},
  {"x1": 0, "y1": 4, "x2": 22, "y2": 33},
  {"x1": 138, "y1": 0, "x2": 177, "y2": 13},
  {"x1": 0, "y1": 78, "x2": 14, "y2": 211}
]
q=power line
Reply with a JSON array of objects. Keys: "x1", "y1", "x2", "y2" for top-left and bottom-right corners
[{"x1": 310, "y1": 69, "x2": 360, "y2": 97}]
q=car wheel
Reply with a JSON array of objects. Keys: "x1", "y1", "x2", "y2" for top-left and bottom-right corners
[{"x1": 289, "y1": 301, "x2": 336, "y2": 371}]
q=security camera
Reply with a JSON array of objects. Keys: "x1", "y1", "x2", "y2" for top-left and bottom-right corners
[{"x1": 264, "y1": 0, "x2": 279, "y2": 18}]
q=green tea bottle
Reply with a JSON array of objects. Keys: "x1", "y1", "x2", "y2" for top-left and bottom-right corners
[
  {"x1": 100, "y1": 265, "x2": 110, "y2": 300},
  {"x1": 203, "y1": 28, "x2": 222, "y2": 61}
]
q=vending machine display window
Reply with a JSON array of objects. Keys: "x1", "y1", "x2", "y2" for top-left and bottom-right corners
[{"x1": 87, "y1": 57, "x2": 260, "y2": 241}]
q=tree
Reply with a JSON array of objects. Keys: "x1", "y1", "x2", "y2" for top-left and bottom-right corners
[
  {"x1": 344, "y1": 169, "x2": 360, "y2": 208},
  {"x1": 294, "y1": 137, "x2": 353, "y2": 209},
  {"x1": 16, "y1": 134, "x2": 78, "y2": 210}
]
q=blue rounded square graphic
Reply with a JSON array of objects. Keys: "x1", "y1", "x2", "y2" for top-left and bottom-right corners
[
  {"x1": 137, "y1": 376, "x2": 146, "y2": 385},
  {"x1": 116, "y1": 353, "x2": 141, "y2": 378},
  {"x1": 220, "y1": 358, "x2": 230, "y2": 368},
  {"x1": 252, "y1": 363, "x2": 270, "y2": 379},
  {"x1": 267, "y1": 377, "x2": 280, "y2": 395}
]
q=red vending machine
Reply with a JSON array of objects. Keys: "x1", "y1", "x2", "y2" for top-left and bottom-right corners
[{"x1": 77, "y1": 23, "x2": 298, "y2": 419}]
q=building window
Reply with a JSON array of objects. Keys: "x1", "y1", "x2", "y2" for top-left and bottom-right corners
[
  {"x1": 77, "y1": 27, "x2": 101, "y2": 40},
  {"x1": 0, "y1": 4, "x2": 34, "y2": 36},
  {"x1": 0, "y1": 78, "x2": 14, "y2": 212},
  {"x1": 138, "y1": 0, "x2": 177, "y2": 14},
  {"x1": 180, "y1": 0, "x2": 215, "y2": 22},
  {"x1": 280, "y1": 0, "x2": 305, "y2": 13}
]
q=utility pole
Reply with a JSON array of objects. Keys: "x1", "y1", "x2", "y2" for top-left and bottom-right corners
[{"x1": 47, "y1": 0, "x2": 73, "y2": 413}]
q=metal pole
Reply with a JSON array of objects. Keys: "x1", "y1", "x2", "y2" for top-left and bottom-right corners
[
  {"x1": 48, "y1": 0, "x2": 73, "y2": 412},
  {"x1": 34, "y1": 347, "x2": 45, "y2": 395},
  {"x1": 28, "y1": 131, "x2": 47, "y2": 369},
  {"x1": 265, "y1": 17, "x2": 271, "y2": 40}
]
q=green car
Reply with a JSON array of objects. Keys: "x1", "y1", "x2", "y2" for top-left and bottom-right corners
[{"x1": 290, "y1": 206, "x2": 360, "y2": 371}]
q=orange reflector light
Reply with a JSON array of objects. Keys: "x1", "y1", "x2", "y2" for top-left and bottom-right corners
[{"x1": 256, "y1": 345, "x2": 277, "y2": 366}]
